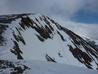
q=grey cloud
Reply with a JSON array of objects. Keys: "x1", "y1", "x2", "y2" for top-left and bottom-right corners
[
  {"x1": 0, "y1": 0, "x2": 84, "y2": 17},
  {"x1": 83, "y1": 0, "x2": 98, "y2": 13},
  {"x1": 0, "y1": 0, "x2": 98, "y2": 18}
]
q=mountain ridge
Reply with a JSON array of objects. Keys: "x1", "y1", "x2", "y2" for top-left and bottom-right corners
[{"x1": 0, "y1": 13, "x2": 98, "y2": 70}]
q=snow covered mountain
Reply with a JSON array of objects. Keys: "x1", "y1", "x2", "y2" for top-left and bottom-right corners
[{"x1": 0, "y1": 13, "x2": 98, "y2": 73}]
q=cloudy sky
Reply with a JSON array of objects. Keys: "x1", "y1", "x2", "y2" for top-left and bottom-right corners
[{"x1": 0, "y1": 0, "x2": 98, "y2": 39}]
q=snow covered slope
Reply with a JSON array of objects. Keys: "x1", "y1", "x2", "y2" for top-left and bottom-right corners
[
  {"x1": 0, "y1": 13, "x2": 98, "y2": 71},
  {"x1": 0, "y1": 60, "x2": 97, "y2": 74}
]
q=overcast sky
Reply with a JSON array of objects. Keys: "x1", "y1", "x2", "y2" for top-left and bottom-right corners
[
  {"x1": 0, "y1": 0, "x2": 97, "y2": 17},
  {"x1": 0, "y1": 0, "x2": 98, "y2": 40}
]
